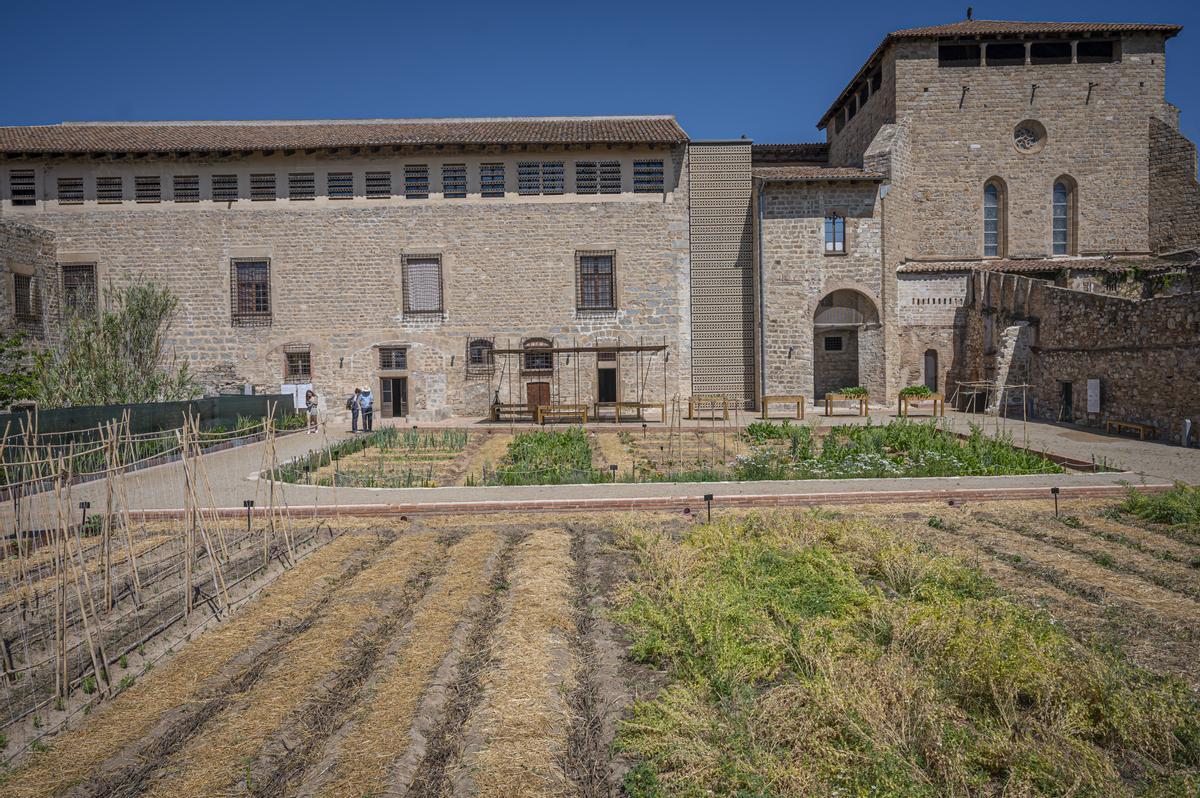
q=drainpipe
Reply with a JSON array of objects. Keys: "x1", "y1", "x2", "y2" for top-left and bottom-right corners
[{"x1": 757, "y1": 180, "x2": 769, "y2": 405}]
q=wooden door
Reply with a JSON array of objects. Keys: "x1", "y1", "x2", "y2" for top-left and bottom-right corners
[
  {"x1": 526, "y1": 381, "x2": 550, "y2": 415},
  {"x1": 381, "y1": 377, "x2": 408, "y2": 418}
]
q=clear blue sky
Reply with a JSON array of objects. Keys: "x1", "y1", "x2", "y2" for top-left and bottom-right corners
[{"x1": 5, "y1": 0, "x2": 1199, "y2": 145}]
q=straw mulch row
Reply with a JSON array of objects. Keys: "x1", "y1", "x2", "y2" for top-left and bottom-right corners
[
  {"x1": 137, "y1": 533, "x2": 444, "y2": 798},
  {"x1": 453, "y1": 527, "x2": 579, "y2": 797},
  {"x1": 0, "y1": 532, "x2": 370, "y2": 798}
]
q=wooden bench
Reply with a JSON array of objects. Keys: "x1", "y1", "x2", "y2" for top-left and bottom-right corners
[
  {"x1": 687, "y1": 395, "x2": 730, "y2": 420},
  {"x1": 1106, "y1": 419, "x2": 1156, "y2": 440},
  {"x1": 824, "y1": 393, "x2": 869, "y2": 417},
  {"x1": 536, "y1": 404, "x2": 589, "y2": 424},
  {"x1": 898, "y1": 393, "x2": 945, "y2": 418},
  {"x1": 761, "y1": 395, "x2": 806, "y2": 420},
  {"x1": 490, "y1": 403, "x2": 533, "y2": 422},
  {"x1": 594, "y1": 401, "x2": 667, "y2": 423}
]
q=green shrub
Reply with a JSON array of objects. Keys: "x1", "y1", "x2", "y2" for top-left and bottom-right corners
[
  {"x1": 836, "y1": 386, "x2": 868, "y2": 397},
  {"x1": 899, "y1": 385, "x2": 933, "y2": 399},
  {"x1": 1119, "y1": 484, "x2": 1200, "y2": 535}
]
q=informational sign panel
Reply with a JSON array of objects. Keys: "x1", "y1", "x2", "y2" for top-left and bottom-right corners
[{"x1": 1087, "y1": 379, "x2": 1101, "y2": 414}]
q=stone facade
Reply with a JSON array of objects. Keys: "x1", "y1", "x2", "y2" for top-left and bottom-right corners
[
  {"x1": 0, "y1": 219, "x2": 56, "y2": 342},
  {"x1": 1150, "y1": 117, "x2": 1200, "y2": 253}
]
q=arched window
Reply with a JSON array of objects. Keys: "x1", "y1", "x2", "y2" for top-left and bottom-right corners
[
  {"x1": 522, "y1": 337, "x2": 553, "y2": 373},
  {"x1": 1052, "y1": 176, "x2": 1076, "y2": 255},
  {"x1": 468, "y1": 338, "x2": 494, "y2": 367},
  {"x1": 983, "y1": 179, "x2": 1006, "y2": 257}
]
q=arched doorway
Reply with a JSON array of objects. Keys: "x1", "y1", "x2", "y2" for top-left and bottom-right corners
[
  {"x1": 924, "y1": 349, "x2": 938, "y2": 392},
  {"x1": 812, "y1": 289, "x2": 880, "y2": 398}
]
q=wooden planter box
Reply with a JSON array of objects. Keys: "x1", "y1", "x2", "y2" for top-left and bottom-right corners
[
  {"x1": 824, "y1": 393, "x2": 868, "y2": 416},
  {"x1": 898, "y1": 393, "x2": 945, "y2": 417},
  {"x1": 761, "y1": 395, "x2": 806, "y2": 420}
]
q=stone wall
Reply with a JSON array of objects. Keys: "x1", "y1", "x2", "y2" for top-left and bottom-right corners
[
  {"x1": 11, "y1": 148, "x2": 690, "y2": 418},
  {"x1": 961, "y1": 270, "x2": 1200, "y2": 440},
  {"x1": 896, "y1": 272, "x2": 969, "y2": 394},
  {"x1": 827, "y1": 50, "x2": 898, "y2": 167},
  {"x1": 1150, "y1": 117, "x2": 1200, "y2": 253},
  {"x1": 0, "y1": 219, "x2": 57, "y2": 342},
  {"x1": 757, "y1": 179, "x2": 885, "y2": 401}
]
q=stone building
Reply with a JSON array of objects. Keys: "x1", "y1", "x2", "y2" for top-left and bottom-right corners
[{"x1": 2, "y1": 17, "x2": 1199, "y2": 432}]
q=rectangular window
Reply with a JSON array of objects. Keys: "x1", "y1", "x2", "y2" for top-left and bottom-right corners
[
  {"x1": 135, "y1": 175, "x2": 161, "y2": 203},
  {"x1": 467, "y1": 339, "x2": 493, "y2": 369},
  {"x1": 857, "y1": 83, "x2": 870, "y2": 107},
  {"x1": 379, "y1": 347, "x2": 408, "y2": 370},
  {"x1": 328, "y1": 172, "x2": 353, "y2": 199},
  {"x1": 441, "y1": 164, "x2": 466, "y2": 198},
  {"x1": 402, "y1": 255, "x2": 443, "y2": 315},
  {"x1": 404, "y1": 164, "x2": 429, "y2": 199},
  {"x1": 633, "y1": 160, "x2": 664, "y2": 193},
  {"x1": 576, "y1": 161, "x2": 621, "y2": 195},
  {"x1": 1053, "y1": 183, "x2": 1071, "y2": 255},
  {"x1": 1031, "y1": 41, "x2": 1072, "y2": 64},
  {"x1": 518, "y1": 161, "x2": 564, "y2": 195},
  {"x1": 288, "y1": 172, "x2": 315, "y2": 200},
  {"x1": 986, "y1": 42, "x2": 1026, "y2": 66},
  {"x1": 8, "y1": 170, "x2": 36, "y2": 206},
  {"x1": 824, "y1": 336, "x2": 844, "y2": 352},
  {"x1": 523, "y1": 342, "x2": 553, "y2": 373},
  {"x1": 480, "y1": 163, "x2": 505, "y2": 197},
  {"x1": 824, "y1": 214, "x2": 846, "y2": 253},
  {"x1": 365, "y1": 171, "x2": 391, "y2": 199},
  {"x1": 57, "y1": 177, "x2": 84, "y2": 205},
  {"x1": 61, "y1": 264, "x2": 97, "y2": 315},
  {"x1": 870, "y1": 71, "x2": 882, "y2": 93},
  {"x1": 96, "y1": 176, "x2": 124, "y2": 203},
  {"x1": 576, "y1": 251, "x2": 615, "y2": 310},
  {"x1": 938, "y1": 43, "x2": 981, "y2": 67},
  {"x1": 231, "y1": 260, "x2": 271, "y2": 326},
  {"x1": 13, "y1": 274, "x2": 38, "y2": 320},
  {"x1": 284, "y1": 348, "x2": 312, "y2": 382},
  {"x1": 1077, "y1": 40, "x2": 1117, "y2": 63},
  {"x1": 212, "y1": 174, "x2": 239, "y2": 202},
  {"x1": 174, "y1": 175, "x2": 200, "y2": 202},
  {"x1": 250, "y1": 173, "x2": 276, "y2": 201}
]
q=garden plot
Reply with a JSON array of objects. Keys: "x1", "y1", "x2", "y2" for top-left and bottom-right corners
[{"x1": 2, "y1": 493, "x2": 1196, "y2": 797}]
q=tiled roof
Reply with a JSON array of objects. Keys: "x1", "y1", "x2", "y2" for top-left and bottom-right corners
[
  {"x1": 751, "y1": 143, "x2": 829, "y2": 164},
  {"x1": 818, "y1": 19, "x2": 1183, "y2": 128},
  {"x1": 753, "y1": 165, "x2": 884, "y2": 181},
  {"x1": 896, "y1": 257, "x2": 1173, "y2": 274},
  {"x1": 0, "y1": 116, "x2": 689, "y2": 155}
]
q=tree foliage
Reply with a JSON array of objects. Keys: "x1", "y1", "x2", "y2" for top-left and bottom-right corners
[
  {"x1": 0, "y1": 332, "x2": 44, "y2": 408},
  {"x1": 36, "y1": 282, "x2": 198, "y2": 407}
]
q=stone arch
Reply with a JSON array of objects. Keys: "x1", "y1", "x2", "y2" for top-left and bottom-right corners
[{"x1": 812, "y1": 288, "x2": 883, "y2": 399}]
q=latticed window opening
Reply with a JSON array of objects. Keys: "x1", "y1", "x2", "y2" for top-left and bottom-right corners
[
  {"x1": 9, "y1": 170, "x2": 36, "y2": 206},
  {"x1": 402, "y1": 255, "x2": 443, "y2": 315},
  {"x1": 442, "y1": 164, "x2": 467, "y2": 198},
  {"x1": 576, "y1": 161, "x2": 620, "y2": 195},
  {"x1": 365, "y1": 171, "x2": 391, "y2": 199},
  {"x1": 284, "y1": 345, "x2": 312, "y2": 382},
  {"x1": 466, "y1": 338, "x2": 494, "y2": 374},
  {"x1": 633, "y1": 160, "x2": 664, "y2": 193},
  {"x1": 405, "y1": 165, "x2": 429, "y2": 199},
  {"x1": 96, "y1": 176, "x2": 124, "y2": 203},
  {"x1": 212, "y1": 174, "x2": 239, "y2": 202},
  {"x1": 518, "y1": 161, "x2": 564, "y2": 195},
  {"x1": 480, "y1": 163, "x2": 505, "y2": 197},
  {"x1": 231, "y1": 260, "x2": 271, "y2": 326},
  {"x1": 135, "y1": 175, "x2": 161, "y2": 203},
  {"x1": 577, "y1": 251, "x2": 615, "y2": 310},
  {"x1": 62, "y1": 264, "x2": 97, "y2": 315},
  {"x1": 13, "y1": 274, "x2": 38, "y2": 321},
  {"x1": 328, "y1": 172, "x2": 353, "y2": 199},
  {"x1": 1052, "y1": 180, "x2": 1074, "y2": 255},
  {"x1": 379, "y1": 347, "x2": 408, "y2": 370},
  {"x1": 983, "y1": 181, "x2": 1003, "y2": 257},
  {"x1": 522, "y1": 338, "x2": 553, "y2": 372},
  {"x1": 288, "y1": 173, "x2": 315, "y2": 200},
  {"x1": 250, "y1": 173, "x2": 276, "y2": 201},
  {"x1": 174, "y1": 175, "x2": 200, "y2": 202},
  {"x1": 57, "y1": 177, "x2": 84, "y2": 205}
]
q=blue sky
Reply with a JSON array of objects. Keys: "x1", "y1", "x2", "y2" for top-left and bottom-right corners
[{"x1": 5, "y1": 0, "x2": 1199, "y2": 144}]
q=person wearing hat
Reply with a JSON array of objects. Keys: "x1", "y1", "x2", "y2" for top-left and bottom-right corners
[{"x1": 360, "y1": 386, "x2": 374, "y2": 432}]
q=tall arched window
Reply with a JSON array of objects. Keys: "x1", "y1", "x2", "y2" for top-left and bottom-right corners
[
  {"x1": 983, "y1": 179, "x2": 1006, "y2": 257},
  {"x1": 1052, "y1": 176, "x2": 1076, "y2": 255}
]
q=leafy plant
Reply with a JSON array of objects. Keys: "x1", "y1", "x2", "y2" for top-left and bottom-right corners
[
  {"x1": 898, "y1": 385, "x2": 933, "y2": 399},
  {"x1": 81, "y1": 676, "x2": 97, "y2": 695},
  {"x1": 0, "y1": 332, "x2": 44, "y2": 408},
  {"x1": 836, "y1": 386, "x2": 868, "y2": 397}
]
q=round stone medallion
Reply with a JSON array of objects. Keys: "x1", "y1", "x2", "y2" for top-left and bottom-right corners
[{"x1": 1013, "y1": 120, "x2": 1047, "y2": 153}]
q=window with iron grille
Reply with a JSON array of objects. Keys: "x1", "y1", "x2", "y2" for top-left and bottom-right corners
[
  {"x1": 13, "y1": 274, "x2": 38, "y2": 321},
  {"x1": 379, "y1": 347, "x2": 408, "y2": 370},
  {"x1": 62, "y1": 264, "x2": 97, "y2": 315},
  {"x1": 135, "y1": 175, "x2": 161, "y2": 203},
  {"x1": 231, "y1": 260, "x2": 271, "y2": 326},
  {"x1": 328, "y1": 172, "x2": 353, "y2": 199},
  {"x1": 57, "y1": 177, "x2": 84, "y2": 205},
  {"x1": 365, "y1": 171, "x2": 391, "y2": 199},
  {"x1": 287, "y1": 173, "x2": 315, "y2": 200},
  {"x1": 9, "y1": 170, "x2": 36, "y2": 206},
  {"x1": 824, "y1": 336, "x2": 844, "y2": 352},
  {"x1": 251, "y1": 173, "x2": 276, "y2": 201},
  {"x1": 212, "y1": 174, "x2": 239, "y2": 202},
  {"x1": 576, "y1": 161, "x2": 622, "y2": 194},
  {"x1": 174, "y1": 175, "x2": 200, "y2": 202},
  {"x1": 442, "y1": 164, "x2": 466, "y2": 198},
  {"x1": 480, "y1": 163, "x2": 505, "y2": 197},
  {"x1": 284, "y1": 347, "x2": 312, "y2": 382},
  {"x1": 402, "y1": 255, "x2": 443, "y2": 315},
  {"x1": 404, "y1": 165, "x2": 429, "y2": 199},
  {"x1": 97, "y1": 176, "x2": 124, "y2": 203},
  {"x1": 467, "y1": 338, "x2": 494, "y2": 370},
  {"x1": 517, "y1": 161, "x2": 564, "y2": 195},
  {"x1": 633, "y1": 160, "x2": 664, "y2": 193},
  {"x1": 522, "y1": 338, "x2": 553, "y2": 372},
  {"x1": 576, "y1": 251, "x2": 615, "y2": 310}
]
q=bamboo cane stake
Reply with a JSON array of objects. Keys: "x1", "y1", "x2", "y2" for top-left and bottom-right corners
[{"x1": 68, "y1": 522, "x2": 111, "y2": 695}]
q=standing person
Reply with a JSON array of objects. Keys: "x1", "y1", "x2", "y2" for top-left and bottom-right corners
[
  {"x1": 347, "y1": 387, "x2": 362, "y2": 433},
  {"x1": 305, "y1": 389, "x2": 319, "y2": 434},
  {"x1": 360, "y1": 386, "x2": 374, "y2": 432}
]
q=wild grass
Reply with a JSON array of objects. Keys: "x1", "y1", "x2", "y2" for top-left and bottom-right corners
[
  {"x1": 1119, "y1": 484, "x2": 1200, "y2": 541},
  {"x1": 612, "y1": 513, "x2": 1200, "y2": 797}
]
